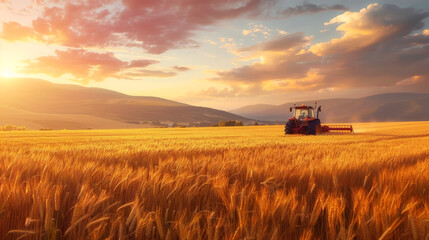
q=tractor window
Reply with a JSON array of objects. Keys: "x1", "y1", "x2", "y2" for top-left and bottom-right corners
[
  {"x1": 295, "y1": 109, "x2": 308, "y2": 120},
  {"x1": 308, "y1": 109, "x2": 314, "y2": 118}
]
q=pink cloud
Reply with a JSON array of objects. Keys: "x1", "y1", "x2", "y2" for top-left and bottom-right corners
[
  {"x1": 20, "y1": 48, "x2": 170, "y2": 83},
  {"x1": 1, "y1": 0, "x2": 267, "y2": 53},
  {"x1": 1, "y1": 0, "x2": 348, "y2": 54},
  {"x1": 173, "y1": 66, "x2": 190, "y2": 72},
  {"x1": 1, "y1": 22, "x2": 37, "y2": 41},
  {"x1": 128, "y1": 60, "x2": 159, "y2": 68}
]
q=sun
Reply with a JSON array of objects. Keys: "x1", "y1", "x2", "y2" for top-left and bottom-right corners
[{"x1": 0, "y1": 67, "x2": 19, "y2": 78}]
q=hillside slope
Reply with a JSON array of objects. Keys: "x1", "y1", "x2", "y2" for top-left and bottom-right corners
[{"x1": 0, "y1": 78, "x2": 252, "y2": 129}]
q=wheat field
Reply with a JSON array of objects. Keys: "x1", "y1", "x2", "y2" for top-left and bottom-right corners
[{"x1": 0, "y1": 122, "x2": 429, "y2": 240}]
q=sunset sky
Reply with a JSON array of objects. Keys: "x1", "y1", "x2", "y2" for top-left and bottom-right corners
[{"x1": 1, "y1": 0, "x2": 428, "y2": 110}]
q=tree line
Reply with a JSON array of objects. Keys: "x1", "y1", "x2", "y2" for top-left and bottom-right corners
[
  {"x1": 0, "y1": 125, "x2": 27, "y2": 131},
  {"x1": 218, "y1": 120, "x2": 243, "y2": 126}
]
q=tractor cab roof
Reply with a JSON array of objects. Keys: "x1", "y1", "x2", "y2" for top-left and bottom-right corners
[{"x1": 294, "y1": 105, "x2": 313, "y2": 109}]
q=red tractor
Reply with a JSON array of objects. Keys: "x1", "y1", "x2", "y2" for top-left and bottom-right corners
[{"x1": 285, "y1": 101, "x2": 353, "y2": 135}]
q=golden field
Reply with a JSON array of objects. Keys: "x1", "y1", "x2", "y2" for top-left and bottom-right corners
[{"x1": 0, "y1": 122, "x2": 429, "y2": 240}]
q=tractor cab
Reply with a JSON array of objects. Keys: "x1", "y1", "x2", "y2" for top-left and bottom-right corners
[
  {"x1": 293, "y1": 106, "x2": 315, "y2": 120},
  {"x1": 289, "y1": 104, "x2": 320, "y2": 124}
]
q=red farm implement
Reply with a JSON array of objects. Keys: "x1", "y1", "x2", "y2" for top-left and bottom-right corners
[
  {"x1": 284, "y1": 101, "x2": 354, "y2": 135},
  {"x1": 321, "y1": 125, "x2": 354, "y2": 133}
]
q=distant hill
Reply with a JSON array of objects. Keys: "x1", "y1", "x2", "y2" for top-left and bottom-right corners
[
  {"x1": 231, "y1": 93, "x2": 429, "y2": 122},
  {"x1": 0, "y1": 78, "x2": 252, "y2": 130}
]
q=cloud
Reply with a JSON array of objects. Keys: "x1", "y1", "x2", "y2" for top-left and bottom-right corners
[
  {"x1": 241, "y1": 24, "x2": 274, "y2": 37},
  {"x1": 237, "y1": 32, "x2": 309, "y2": 53},
  {"x1": 310, "y1": 3, "x2": 429, "y2": 56},
  {"x1": 192, "y1": 84, "x2": 266, "y2": 99},
  {"x1": 0, "y1": 0, "x2": 10, "y2": 7},
  {"x1": 128, "y1": 60, "x2": 159, "y2": 68},
  {"x1": 1, "y1": 1, "x2": 348, "y2": 54},
  {"x1": 207, "y1": 40, "x2": 217, "y2": 45},
  {"x1": 242, "y1": 30, "x2": 252, "y2": 36},
  {"x1": 395, "y1": 75, "x2": 424, "y2": 86},
  {"x1": 119, "y1": 69, "x2": 176, "y2": 79},
  {"x1": 198, "y1": 87, "x2": 241, "y2": 98},
  {"x1": 213, "y1": 4, "x2": 429, "y2": 94},
  {"x1": 216, "y1": 32, "x2": 316, "y2": 85},
  {"x1": 0, "y1": 0, "x2": 273, "y2": 54},
  {"x1": 1, "y1": 22, "x2": 37, "y2": 41},
  {"x1": 173, "y1": 66, "x2": 191, "y2": 72},
  {"x1": 218, "y1": 37, "x2": 238, "y2": 50},
  {"x1": 312, "y1": 4, "x2": 429, "y2": 88},
  {"x1": 20, "y1": 48, "x2": 174, "y2": 83},
  {"x1": 279, "y1": 3, "x2": 348, "y2": 18}
]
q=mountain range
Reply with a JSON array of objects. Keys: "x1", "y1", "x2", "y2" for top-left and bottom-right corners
[
  {"x1": 0, "y1": 78, "x2": 252, "y2": 130},
  {"x1": 1, "y1": 78, "x2": 428, "y2": 130},
  {"x1": 231, "y1": 93, "x2": 429, "y2": 123}
]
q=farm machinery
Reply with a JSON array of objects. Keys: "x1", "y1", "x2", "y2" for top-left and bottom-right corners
[{"x1": 284, "y1": 101, "x2": 353, "y2": 135}]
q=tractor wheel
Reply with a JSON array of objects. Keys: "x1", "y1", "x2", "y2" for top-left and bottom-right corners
[
  {"x1": 307, "y1": 119, "x2": 321, "y2": 135},
  {"x1": 284, "y1": 121, "x2": 294, "y2": 135}
]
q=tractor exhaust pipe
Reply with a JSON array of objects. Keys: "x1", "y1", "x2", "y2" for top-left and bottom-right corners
[{"x1": 314, "y1": 100, "x2": 322, "y2": 119}]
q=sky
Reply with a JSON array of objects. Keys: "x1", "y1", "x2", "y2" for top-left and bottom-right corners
[{"x1": 0, "y1": 0, "x2": 429, "y2": 110}]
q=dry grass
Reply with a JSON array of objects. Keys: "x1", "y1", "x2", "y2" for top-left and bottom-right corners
[{"x1": 0, "y1": 122, "x2": 429, "y2": 239}]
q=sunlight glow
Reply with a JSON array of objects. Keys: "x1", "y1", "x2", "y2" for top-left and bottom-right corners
[{"x1": 0, "y1": 68, "x2": 19, "y2": 78}]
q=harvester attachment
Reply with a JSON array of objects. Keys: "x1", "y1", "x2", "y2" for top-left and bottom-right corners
[{"x1": 322, "y1": 125, "x2": 354, "y2": 133}]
